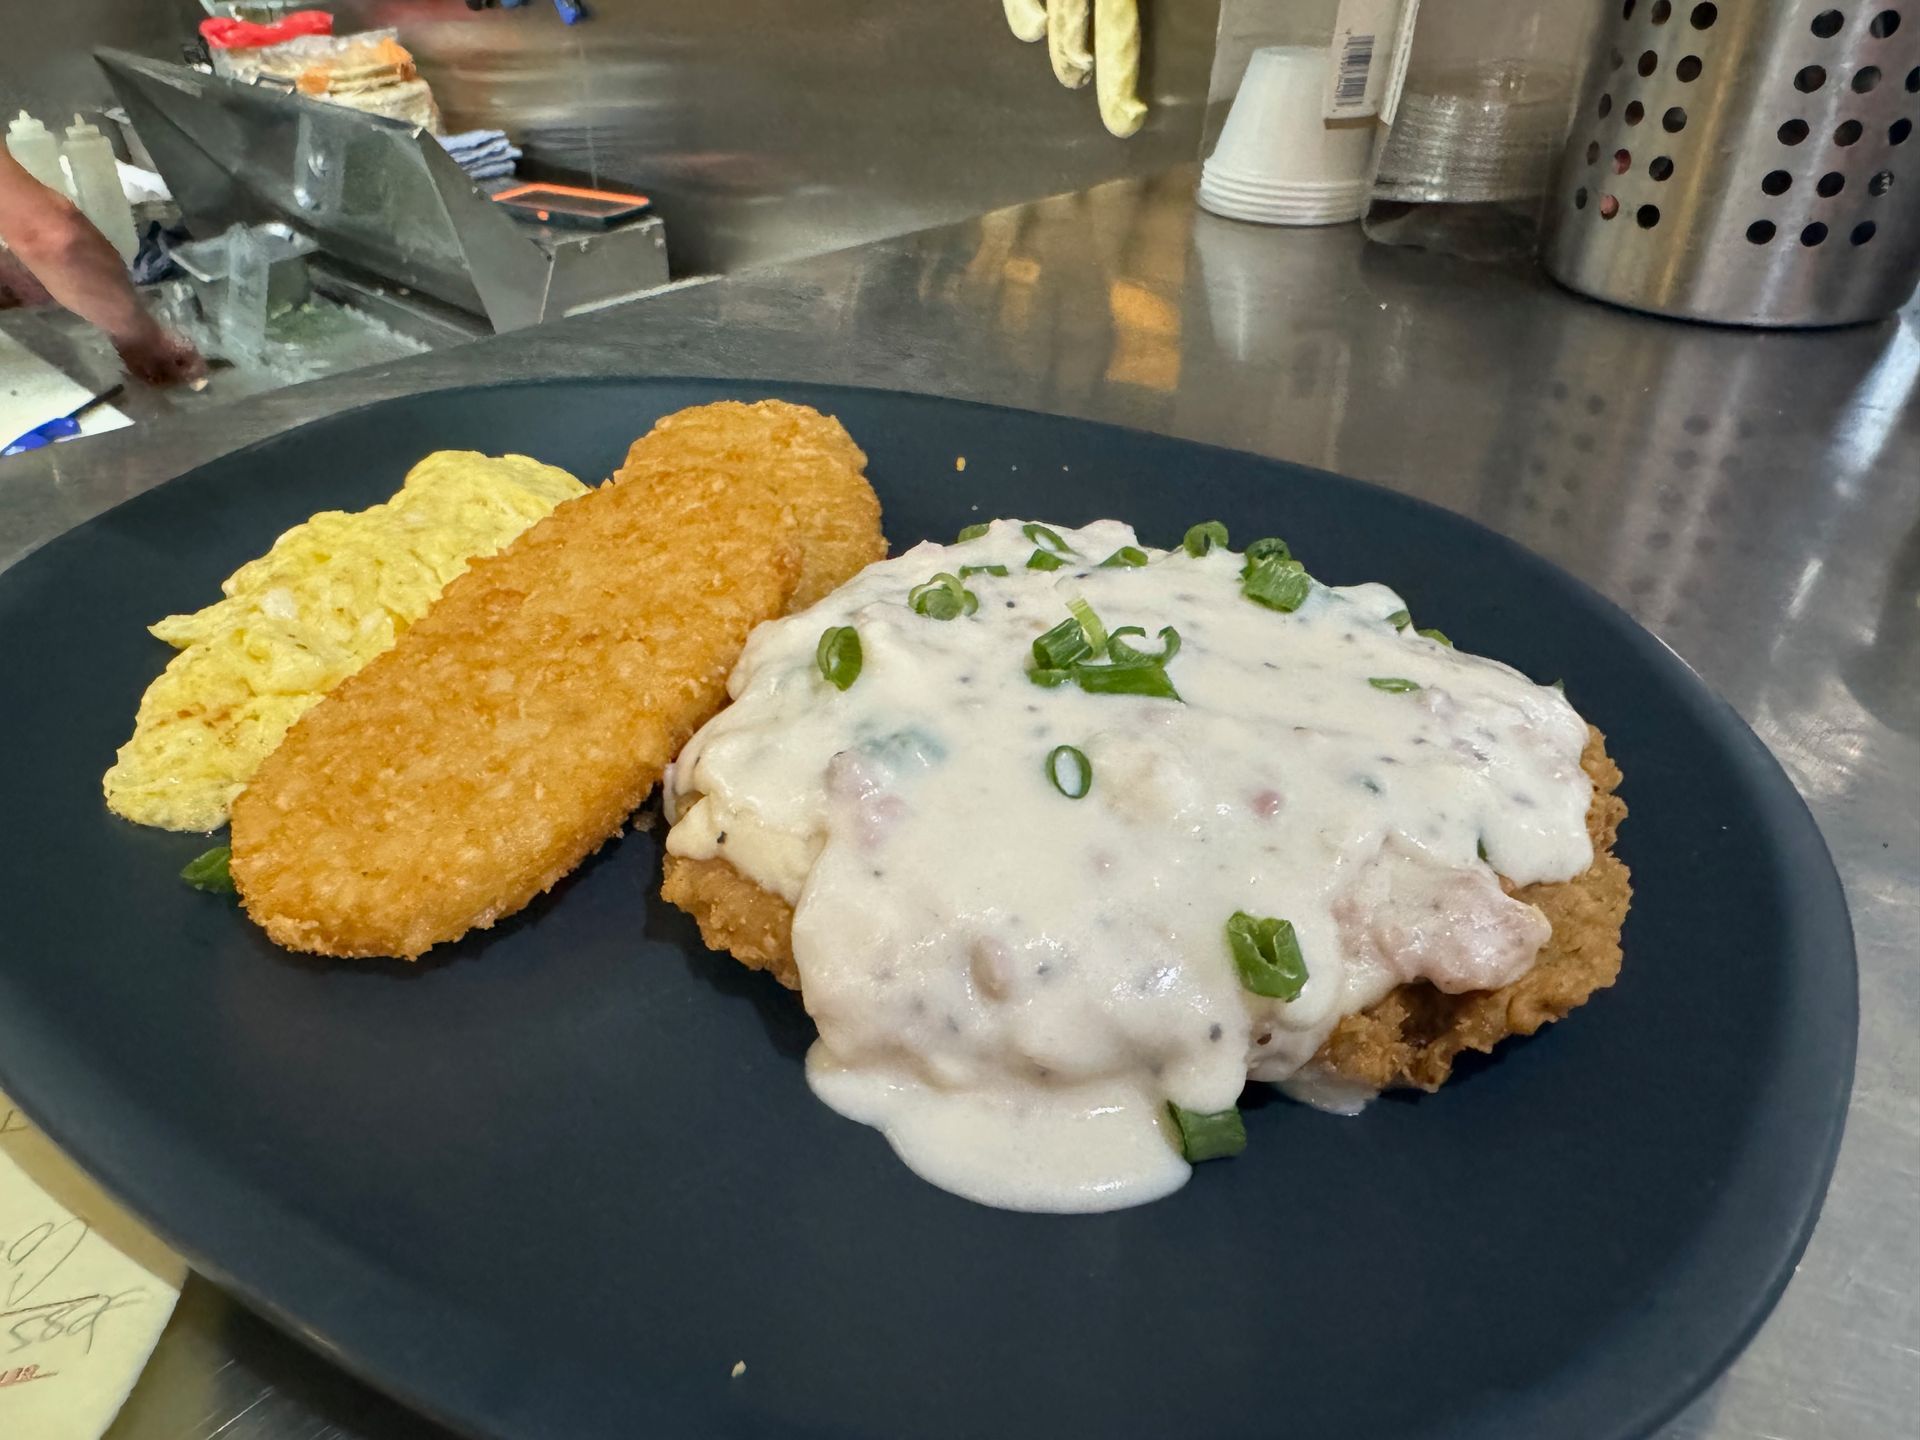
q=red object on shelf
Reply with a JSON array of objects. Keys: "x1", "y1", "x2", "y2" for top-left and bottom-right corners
[{"x1": 199, "y1": 10, "x2": 335, "y2": 50}]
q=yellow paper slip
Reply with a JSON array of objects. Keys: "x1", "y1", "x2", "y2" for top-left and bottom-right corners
[{"x1": 0, "y1": 1091, "x2": 184, "y2": 1439}]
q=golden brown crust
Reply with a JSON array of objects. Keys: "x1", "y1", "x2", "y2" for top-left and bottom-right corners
[
  {"x1": 622, "y1": 401, "x2": 885, "y2": 612},
  {"x1": 232, "y1": 400, "x2": 885, "y2": 961},
  {"x1": 1315, "y1": 726, "x2": 1629, "y2": 1090},
  {"x1": 661, "y1": 852, "x2": 804, "y2": 990},
  {"x1": 661, "y1": 729, "x2": 1630, "y2": 1094},
  {"x1": 232, "y1": 470, "x2": 800, "y2": 959}
]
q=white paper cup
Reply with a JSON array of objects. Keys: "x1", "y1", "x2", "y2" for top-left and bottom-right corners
[
  {"x1": 1206, "y1": 46, "x2": 1377, "y2": 190},
  {"x1": 1197, "y1": 177, "x2": 1368, "y2": 227},
  {"x1": 1200, "y1": 168, "x2": 1370, "y2": 201}
]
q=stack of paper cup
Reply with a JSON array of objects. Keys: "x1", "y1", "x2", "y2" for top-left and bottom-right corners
[{"x1": 1200, "y1": 47, "x2": 1376, "y2": 226}]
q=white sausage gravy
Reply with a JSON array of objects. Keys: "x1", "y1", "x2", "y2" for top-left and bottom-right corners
[{"x1": 665, "y1": 520, "x2": 1593, "y2": 1212}]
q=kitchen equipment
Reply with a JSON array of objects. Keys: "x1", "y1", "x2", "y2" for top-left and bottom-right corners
[
  {"x1": 98, "y1": 52, "x2": 669, "y2": 332},
  {"x1": 0, "y1": 377, "x2": 1854, "y2": 1440},
  {"x1": 170, "y1": 222, "x2": 318, "y2": 318},
  {"x1": 1544, "y1": 1, "x2": 1920, "y2": 327},
  {"x1": 218, "y1": 224, "x2": 271, "y2": 360},
  {"x1": 1200, "y1": 46, "x2": 1376, "y2": 224},
  {"x1": 1373, "y1": 0, "x2": 1595, "y2": 205},
  {"x1": 491, "y1": 182, "x2": 651, "y2": 229},
  {"x1": 1374, "y1": 64, "x2": 1580, "y2": 203},
  {"x1": 6, "y1": 112, "x2": 69, "y2": 195},
  {"x1": 62, "y1": 115, "x2": 138, "y2": 264},
  {"x1": 1365, "y1": 0, "x2": 1597, "y2": 260}
]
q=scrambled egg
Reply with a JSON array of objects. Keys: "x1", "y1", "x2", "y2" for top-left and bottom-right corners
[{"x1": 103, "y1": 451, "x2": 587, "y2": 832}]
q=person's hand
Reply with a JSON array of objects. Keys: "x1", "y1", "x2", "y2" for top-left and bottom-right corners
[{"x1": 115, "y1": 325, "x2": 207, "y2": 387}]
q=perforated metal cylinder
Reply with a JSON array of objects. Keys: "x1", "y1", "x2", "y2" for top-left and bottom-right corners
[{"x1": 1544, "y1": 1, "x2": 1920, "y2": 326}]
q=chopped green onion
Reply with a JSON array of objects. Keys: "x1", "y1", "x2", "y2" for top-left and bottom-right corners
[
  {"x1": 922, "y1": 591, "x2": 966, "y2": 620},
  {"x1": 908, "y1": 572, "x2": 978, "y2": 621},
  {"x1": 1183, "y1": 521, "x2": 1229, "y2": 557},
  {"x1": 1369, "y1": 676, "x2": 1421, "y2": 693},
  {"x1": 1242, "y1": 557, "x2": 1311, "y2": 612},
  {"x1": 1074, "y1": 663, "x2": 1180, "y2": 700},
  {"x1": 1045, "y1": 744, "x2": 1093, "y2": 799},
  {"x1": 959, "y1": 563, "x2": 1009, "y2": 578},
  {"x1": 911, "y1": 587, "x2": 966, "y2": 620},
  {"x1": 1098, "y1": 545, "x2": 1150, "y2": 569},
  {"x1": 957, "y1": 522, "x2": 990, "y2": 542},
  {"x1": 1417, "y1": 627, "x2": 1451, "y2": 647},
  {"x1": 1030, "y1": 599, "x2": 1180, "y2": 699},
  {"x1": 1023, "y1": 522, "x2": 1072, "y2": 554},
  {"x1": 1067, "y1": 597, "x2": 1108, "y2": 657},
  {"x1": 1477, "y1": 838, "x2": 1489, "y2": 861},
  {"x1": 1386, "y1": 609, "x2": 1412, "y2": 631},
  {"x1": 1167, "y1": 1102, "x2": 1246, "y2": 1162},
  {"x1": 1107, "y1": 624, "x2": 1181, "y2": 667},
  {"x1": 816, "y1": 626, "x2": 863, "y2": 690},
  {"x1": 1032, "y1": 616, "x2": 1093, "y2": 670},
  {"x1": 1243, "y1": 537, "x2": 1293, "y2": 569},
  {"x1": 1026, "y1": 549, "x2": 1068, "y2": 571},
  {"x1": 181, "y1": 845, "x2": 235, "y2": 895},
  {"x1": 1225, "y1": 912, "x2": 1308, "y2": 1000}
]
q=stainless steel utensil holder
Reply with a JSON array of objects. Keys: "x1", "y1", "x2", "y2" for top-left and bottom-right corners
[{"x1": 1544, "y1": 1, "x2": 1920, "y2": 326}]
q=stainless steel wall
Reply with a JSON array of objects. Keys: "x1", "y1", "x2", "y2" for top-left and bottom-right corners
[
  {"x1": 4, "y1": 0, "x2": 201, "y2": 123},
  {"x1": 322, "y1": 0, "x2": 1221, "y2": 276}
]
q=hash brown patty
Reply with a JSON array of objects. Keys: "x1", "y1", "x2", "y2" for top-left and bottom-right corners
[{"x1": 233, "y1": 401, "x2": 883, "y2": 959}]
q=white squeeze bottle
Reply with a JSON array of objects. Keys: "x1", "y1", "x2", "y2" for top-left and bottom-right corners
[
  {"x1": 62, "y1": 114, "x2": 138, "y2": 262},
  {"x1": 7, "y1": 112, "x2": 68, "y2": 195}
]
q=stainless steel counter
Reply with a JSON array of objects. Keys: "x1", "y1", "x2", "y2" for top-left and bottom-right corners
[{"x1": 2, "y1": 167, "x2": 1912, "y2": 1440}]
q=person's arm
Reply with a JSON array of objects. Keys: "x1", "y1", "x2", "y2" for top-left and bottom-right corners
[{"x1": 0, "y1": 148, "x2": 202, "y2": 385}]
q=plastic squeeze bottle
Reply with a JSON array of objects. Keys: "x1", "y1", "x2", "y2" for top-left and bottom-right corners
[
  {"x1": 62, "y1": 114, "x2": 138, "y2": 262},
  {"x1": 6, "y1": 112, "x2": 69, "y2": 195}
]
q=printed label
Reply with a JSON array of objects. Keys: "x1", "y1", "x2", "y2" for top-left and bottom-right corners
[{"x1": 1325, "y1": 0, "x2": 1402, "y2": 119}]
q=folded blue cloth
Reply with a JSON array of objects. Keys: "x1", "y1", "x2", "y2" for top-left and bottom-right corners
[
  {"x1": 463, "y1": 158, "x2": 520, "y2": 181},
  {"x1": 461, "y1": 144, "x2": 520, "y2": 170},
  {"x1": 438, "y1": 129, "x2": 510, "y2": 157},
  {"x1": 456, "y1": 143, "x2": 521, "y2": 172}
]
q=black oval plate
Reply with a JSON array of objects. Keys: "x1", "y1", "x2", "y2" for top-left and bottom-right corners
[{"x1": 0, "y1": 380, "x2": 1855, "y2": 1440}]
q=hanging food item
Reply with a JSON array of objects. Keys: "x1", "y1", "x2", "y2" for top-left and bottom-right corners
[
  {"x1": 1002, "y1": 0, "x2": 1047, "y2": 43},
  {"x1": 1047, "y1": 0, "x2": 1093, "y2": 88},
  {"x1": 1093, "y1": 0, "x2": 1147, "y2": 137},
  {"x1": 1001, "y1": 0, "x2": 1148, "y2": 138}
]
